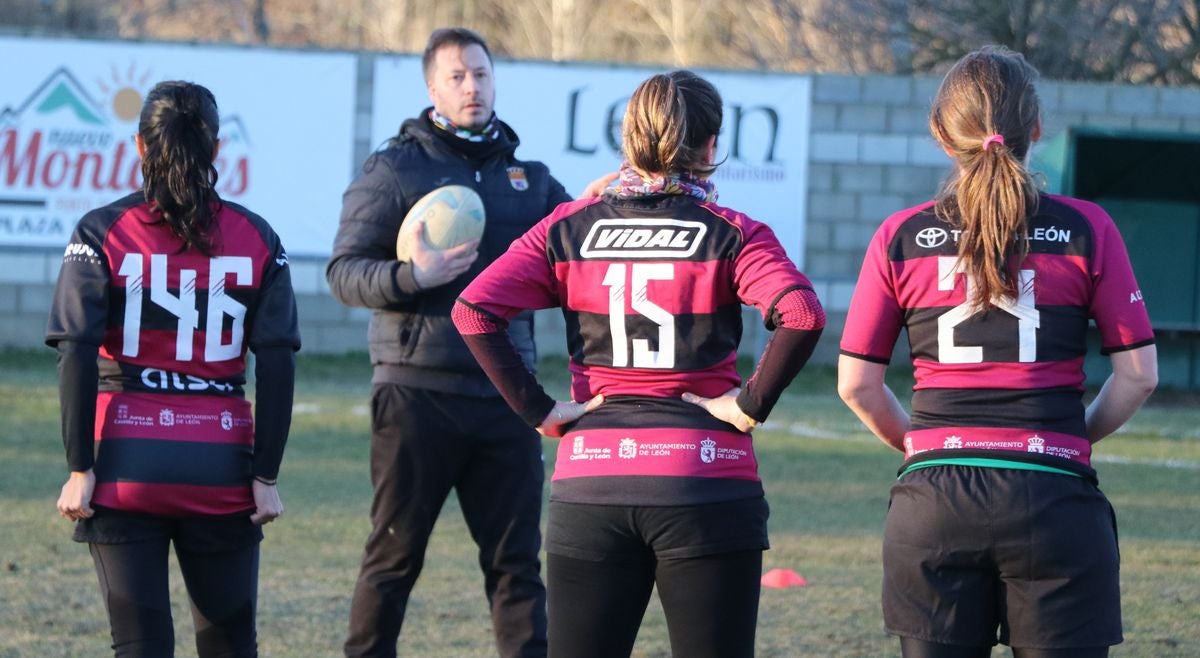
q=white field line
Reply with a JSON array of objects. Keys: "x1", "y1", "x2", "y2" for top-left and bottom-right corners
[
  {"x1": 785, "y1": 423, "x2": 869, "y2": 441},
  {"x1": 292, "y1": 403, "x2": 370, "y2": 417},
  {"x1": 1091, "y1": 454, "x2": 1200, "y2": 470}
]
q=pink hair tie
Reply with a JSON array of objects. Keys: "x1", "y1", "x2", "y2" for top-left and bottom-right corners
[{"x1": 982, "y1": 134, "x2": 1005, "y2": 150}]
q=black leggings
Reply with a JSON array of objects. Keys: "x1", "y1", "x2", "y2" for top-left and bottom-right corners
[
  {"x1": 901, "y1": 638, "x2": 1110, "y2": 658},
  {"x1": 546, "y1": 549, "x2": 762, "y2": 658},
  {"x1": 89, "y1": 539, "x2": 259, "y2": 657}
]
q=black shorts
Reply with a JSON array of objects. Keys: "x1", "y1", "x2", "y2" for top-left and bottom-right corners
[
  {"x1": 882, "y1": 465, "x2": 1121, "y2": 649},
  {"x1": 74, "y1": 505, "x2": 262, "y2": 551},
  {"x1": 546, "y1": 497, "x2": 769, "y2": 561}
]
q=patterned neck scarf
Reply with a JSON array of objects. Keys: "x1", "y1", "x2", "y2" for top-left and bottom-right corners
[
  {"x1": 609, "y1": 160, "x2": 717, "y2": 202},
  {"x1": 428, "y1": 109, "x2": 501, "y2": 143}
]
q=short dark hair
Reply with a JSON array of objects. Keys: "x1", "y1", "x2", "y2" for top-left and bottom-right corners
[{"x1": 422, "y1": 27, "x2": 492, "y2": 81}]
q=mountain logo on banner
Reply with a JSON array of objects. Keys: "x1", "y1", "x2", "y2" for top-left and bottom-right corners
[
  {"x1": 0, "y1": 65, "x2": 253, "y2": 244},
  {"x1": 0, "y1": 68, "x2": 106, "y2": 128},
  {"x1": 38, "y1": 80, "x2": 106, "y2": 125}
]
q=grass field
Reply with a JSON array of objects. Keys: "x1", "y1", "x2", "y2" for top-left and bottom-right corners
[{"x1": 1, "y1": 350, "x2": 1197, "y2": 657}]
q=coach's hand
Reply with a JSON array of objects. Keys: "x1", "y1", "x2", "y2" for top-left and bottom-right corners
[
  {"x1": 250, "y1": 479, "x2": 284, "y2": 525},
  {"x1": 579, "y1": 171, "x2": 619, "y2": 198},
  {"x1": 57, "y1": 469, "x2": 95, "y2": 521},
  {"x1": 409, "y1": 219, "x2": 480, "y2": 289},
  {"x1": 682, "y1": 387, "x2": 759, "y2": 433},
  {"x1": 538, "y1": 395, "x2": 605, "y2": 438}
]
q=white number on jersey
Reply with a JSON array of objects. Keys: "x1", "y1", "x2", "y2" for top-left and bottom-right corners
[
  {"x1": 936, "y1": 256, "x2": 1040, "y2": 363},
  {"x1": 116, "y1": 253, "x2": 252, "y2": 362},
  {"x1": 602, "y1": 262, "x2": 676, "y2": 368}
]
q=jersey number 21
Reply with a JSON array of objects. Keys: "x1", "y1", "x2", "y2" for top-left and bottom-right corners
[{"x1": 937, "y1": 256, "x2": 1039, "y2": 363}]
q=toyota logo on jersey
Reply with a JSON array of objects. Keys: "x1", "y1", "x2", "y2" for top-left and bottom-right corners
[{"x1": 915, "y1": 226, "x2": 949, "y2": 248}]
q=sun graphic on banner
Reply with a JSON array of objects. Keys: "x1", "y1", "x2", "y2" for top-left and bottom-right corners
[{"x1": 96, "y1": 64, "x2": 153, "y2": 123}]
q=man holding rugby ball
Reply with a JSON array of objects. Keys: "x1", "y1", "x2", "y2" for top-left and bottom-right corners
[{"x1": 327, "y1": 27, "x2": 571, "y2": 658}]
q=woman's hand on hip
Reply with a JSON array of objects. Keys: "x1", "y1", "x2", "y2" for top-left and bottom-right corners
[
  {"x1": 682, "y1": 387, "x2": 759, "y2": 433},
  {"x1": 537, "y1": 395, "x2": 605, "y2": 438}
]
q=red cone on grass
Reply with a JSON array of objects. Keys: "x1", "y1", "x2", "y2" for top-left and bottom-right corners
[{"x1": 761, "y1": 568, "x2": 808, "y2": 588}]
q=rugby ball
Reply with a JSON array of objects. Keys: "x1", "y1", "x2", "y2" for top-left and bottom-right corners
[{"x1": 395, "y1": 185, "x2": 486, "y2": 260}]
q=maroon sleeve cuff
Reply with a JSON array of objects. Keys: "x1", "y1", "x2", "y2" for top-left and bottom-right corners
[
  {"x1": 771, "y1": 287, "x2": 826, "y2": 331},
  {"x1": 452, "y1": 298, "x2": 507, "y2": 334}
]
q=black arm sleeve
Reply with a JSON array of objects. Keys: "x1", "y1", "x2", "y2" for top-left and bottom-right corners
[
  {"x1": 251, "y1": 345, "x2": 295, "y2": 480},
  {"x1": 736, "y1": 326, "x2": 823, "y2": 422},
  {"x1": 56, "y1": 340, "x2": 99, "y2": 472},
  {"x1": 459, "y1": 331, "x2": 556, "y2": 428}
]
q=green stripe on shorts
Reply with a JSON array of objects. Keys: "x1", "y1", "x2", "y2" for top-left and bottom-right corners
[{"x1": 900, "y1": 457, "x2": 1082, "y2": 479}]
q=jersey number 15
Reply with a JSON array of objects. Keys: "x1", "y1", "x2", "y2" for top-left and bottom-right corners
[{"x1": 602, "y1": 262, "x2": 676, "y2": 369}]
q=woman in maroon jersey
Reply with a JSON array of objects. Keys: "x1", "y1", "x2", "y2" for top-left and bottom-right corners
[
  {"x1": 838, "y1": 47, "x2": 1157, "y2": 658},
  {"x1": 452, "y1": 70, "x2": 826, "y2": 658},
  {"x1": 48, "y1": 81, "x2": 300, "y2": 657}
]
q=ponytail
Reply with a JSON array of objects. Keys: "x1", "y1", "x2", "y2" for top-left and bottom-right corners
[
  {"x1": 138, "y1": 81, "x2": 221, "y2": 255},
  {"x1": 930, "y1": 47, "x2": 1041, "y2": 310},
  {"x1": 622, "y1": 70, "x2": 722, "y2": 177}
]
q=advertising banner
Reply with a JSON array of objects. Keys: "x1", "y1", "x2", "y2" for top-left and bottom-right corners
[
  {"x1": 373, "y1": 58, "x2": 812, "y2": 264},
  {"x1": 0, "y1": 37, "x2": 356, "y2": 255}
]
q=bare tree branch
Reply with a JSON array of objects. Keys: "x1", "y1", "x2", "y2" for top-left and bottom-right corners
[{"x1": 0, "y1": 0, "x2": 1194, "y2": 83}]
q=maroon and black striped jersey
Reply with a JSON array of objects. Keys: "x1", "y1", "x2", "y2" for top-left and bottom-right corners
[
  {"x1": 47, "y1": 192, "x2": 300, "y2": 516},
  {"x1": 840, "y1": 193, "x2": 1154, "y2": 468},
  {"x1": 464, "y1": 194, "x2": 815, "y2": 401},
  {"x1": 459, "y1": 193, "x2": 820, "y2": 504}
]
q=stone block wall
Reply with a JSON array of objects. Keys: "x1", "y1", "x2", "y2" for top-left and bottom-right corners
[
  {"x1": 803, "y1": 74, "x2": 947, "y2": 361},
  {"x1": 802, "y1": 75, "x2": 1200, "y2": 363}
]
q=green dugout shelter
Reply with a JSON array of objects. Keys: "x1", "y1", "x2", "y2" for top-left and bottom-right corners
[{"x1": 1035, "y1": 129, "x2": 1200, "y2": 388}]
